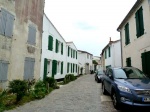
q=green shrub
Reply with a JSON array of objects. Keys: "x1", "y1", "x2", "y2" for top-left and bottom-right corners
[
  {"x1": 0, "y1": 90, "x2": 7, "y2": 111},
  {"x1": 31, "y1": 80, "x2": 47, "y2": 99},
  {"x1": 8, "y1": 80, "x2": 28, "y2": 102},
  {"x1": 63, "y1": 74, "x2": 77, "y2": 84},
  {"x1": 44, "y1": 77, "x2": 57, "y2": 89}
]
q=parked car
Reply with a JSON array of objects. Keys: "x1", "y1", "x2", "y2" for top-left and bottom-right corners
[
  {"x1": 95, "y1": 70, "x2": 105, "y2": 83},
  {"x1": 102, "y1": 67, "x2": 150, "y2": 110}
]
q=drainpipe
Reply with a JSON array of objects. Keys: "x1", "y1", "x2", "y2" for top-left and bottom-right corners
[{"x1": 118, "y1": 29, "x2": 123, "y2": 67}]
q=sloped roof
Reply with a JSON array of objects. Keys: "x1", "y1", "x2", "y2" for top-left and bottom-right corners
[
  {"x1": 117, "y1": 0, "x2": 143, "y2": 31},
  {"x1": 44, "y1": 14, "x2": 66, "y2": 43},
  {"x1": 66, "y1": 41, "x2": 78, "y2": 50},
  {"x1": 78, "y1": 50, "x2": 93, "y2": 55},
  {"x1": 101, "y1": 40, "x2": 120, "y2": 55}
]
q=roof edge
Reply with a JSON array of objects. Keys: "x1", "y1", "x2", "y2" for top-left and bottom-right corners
[{"x1": 117, "y1": 0, "x2": 143, "y2": 31}]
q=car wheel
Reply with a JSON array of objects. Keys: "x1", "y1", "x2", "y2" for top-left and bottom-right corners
[
  {"x1": 112, "y1": 92, "x2": 120, "y2": 110},
  {"x1": 102, "y1": 83, "x2": 107, "y2": 95}
]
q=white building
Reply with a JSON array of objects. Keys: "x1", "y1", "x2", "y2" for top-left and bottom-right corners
[
  {"x1": 41, "y1": 14, "x2": 67, "y2": 80},
  {"x1": 66, "y1": 42, "x2": 78, "y2": 76},
  {"x1": 101, "y1": 39, "x2": 121, "y2": 70},
  {"x1": 93, "y1": 56, "x2": 102, "y2": 71},
  {"x1": 117, "y1": 0, "x2": 150, "y2": 77},
  {"x1": 78, "y1": 50, "x2": 93, "y2": 74}
]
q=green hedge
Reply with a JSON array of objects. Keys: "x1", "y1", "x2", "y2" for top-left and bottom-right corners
[{"x1": 63, "y1": 74, "x2": 77, "y2": 84}]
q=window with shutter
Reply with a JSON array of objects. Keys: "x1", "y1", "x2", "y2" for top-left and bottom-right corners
[
  {"x1": 55, "y1": 39, "x2": 58, "y2": 53},
  {"x1": 24, "y1": 57, "x2": 35, "y2": 80},
  {"x1": 74, "y1": 50, "x2": 76, "y2": 59},
  {"x1": 0, "y1": 60, "x2": 8, "y2": 82},
  {"x1": 68, "y1": 47, "x2": 70, "y2": 57},
  {"x1": 108, "y1": 47, "x2": 111, "y2": 57},
  {"x1": 48, "y1": 35, "x2": 53, "y2": 51},
  {"x1": 28, "y1": 25, "x2": 36, "y2": 45},
  {"x1": 76, "y1": 64, "x2": 77, "y2": 72},
  {"x1": 105, "y1": 50, "x2": 107, "y2": 59},
  {"x1": 0, "y1": 8, "x2": 14, "y2": 38},
  {"x1": 67, "y1": 63, "x2": 69, "y2": 73},
  {"x1": 141, "y1": 51, "x2": 150, "y2": 77},
  {"x1": 135, "y1": 7, "x2": 144, "y2": 38},
  {"x1": 52, "y1": 60, "x2": 57, "y2": 77},
  {"x1": 43, "y1": 58, "x2": 48, "y2": 80},
  {"x1": 73, "y1": 64, "x2": 74, "y2": 73},
  {"x1": 61, "y1": 62, "x2": 63, "y2": 74},
  {"x1": 71, "y1": 63, "x2": 72, "y2": 73},
  {"x1": 61, "y1": 43, "x2": 63, "y2": 55},
  {"x1": 76, "y1": 51, "x2": 77, "y2": 59},
  {"x1": 71, "y1": 49, "x2": 72, "y2": 58},
  {"x1": 126, "y1": 57, "x2": 131, "y2": 67},
  {"x1": 125, "y1": 23, "x2": 130, "y2": 45}
]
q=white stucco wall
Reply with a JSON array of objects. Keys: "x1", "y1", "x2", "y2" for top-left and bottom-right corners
[
  {"x1": 66, "y1": 42, "x2": 78, "y2": 76},
  {"x1": 120, "y1": 0, "x2": 150, "y2": 71},
  {"x1": 41, "y1": 14, "x2": 67, "y2": 79},
  {"x1": 93, "y1": 56, "x2": 102, "y2": 70},
  {"x1": 112, "y1": 41, "x2": 121, "y2": 67},
  {"x1": 78, "y1": 51, "x2": 93, "y2": 74},
  {"x1": 78, "y1": 53, "x2": 86, "y2": 74},
  {"x1": 105, "y1": 41, "x2": 121, "y2": 69}
]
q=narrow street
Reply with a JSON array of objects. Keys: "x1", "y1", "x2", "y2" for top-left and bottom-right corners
[{"x1": 6, "y1": 75, "x2": 121, "y2": 112}]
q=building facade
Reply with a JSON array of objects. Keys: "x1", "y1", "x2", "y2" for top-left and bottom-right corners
[
  {"x1": 66, "y1": 42, "x2": 78, "y2": 76},
  {"x1": 92, "y1": 56, "x2": 102, "y2": 71},
  {"x1": 117, "y1": 0, "x2": 150, "y2": 77},
  {"x1": 101, "y1": 39, "x2": 121, "y2": 70},
  {"x1": 41, "y1": 14, "x2": 67, "y2": 80},
  {"x1": 0, "y1": 0, "x2": 45, "y2": 89},
  {"x1": 78, "y1": 50, "x2": 93, "y2": 74}
]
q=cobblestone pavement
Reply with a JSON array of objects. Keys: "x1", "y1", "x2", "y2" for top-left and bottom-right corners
[{"x1": 5, "y1": 74, "x2": 147, "y2": 112}]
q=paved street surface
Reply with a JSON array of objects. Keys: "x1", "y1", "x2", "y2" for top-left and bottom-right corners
[{"x1": 5, "y1": 74, "x2": 149, "y2": 112}]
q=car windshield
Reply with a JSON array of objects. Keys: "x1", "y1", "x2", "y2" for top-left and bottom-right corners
[
  {"x1": 98, "y1": 71, "x2": 104, "y2": 75},
  {"x1": 114, "y1": 68, "x2": 147, "y2": 79}
]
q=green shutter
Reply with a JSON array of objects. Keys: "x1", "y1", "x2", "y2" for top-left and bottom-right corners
[
  {"x1": 109, "y1": 47, "x2": 111, "y2": 57},
  {"x1": 67, "y1": 63, "x2": 69, "y2": 73},
  {"x1": 55, "y1": 39, "x2": 58, "y2": 53},
  {"x1": 61, "y1": 62, "x2": 63, "y2": 74},
  {"x1": 76, "y1": 64, "x2": 77, "y2": 72},
  {"x1": 146, "y1": 52, "x2": 150, "y2": 77},
  {"x1": 76, "y1": 51, "x2": 77, "y2": 59},
  {"x1": 48, "y1": 35, "x2": 53, "y2": 51},
  {"x1": 125, "y1": 23, "x2": 130, "y2": 45},
  {"x1": 43, "y1": 58, "x2": 48, "y2": 80},
  {"x1": 73, "y1": 64, "x2": 74, "y2": 73},
  {"x1": 135, "y1": 11, "x2": 140, "y2": 37},
  {"x1": 68, "y1": 47, "x2": 70, "y2": 56},
  {"x1": 142, "y1": 51, "x2": 150, "y2": 76},
  {"x1": 71, "y1": 49, "x2": 72, "y2": 58},
  {"x1": 105, "y1": 50, "x2": 107, "y2": 59},
  {"x1": 52, "y1": 60, "x2": 57, "y2": 77},
  {"x1": 61, "y1": 43, "x2": 63, "y2": 55},
  {"x1": 71, "y1": 63, "x2": 72, "y2": 73},
  {"x1": 126, "y1": 57, "x2": 131, "y2": 67},
  {"x1": 139, "y1": 7, "x2": 144, "y2": 36}
]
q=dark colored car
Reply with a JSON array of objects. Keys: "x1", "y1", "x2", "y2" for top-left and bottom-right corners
[
  {"x1": 102, "y1": 67, "x2": 150, "y2": 110},
  {"x1": 95, "y1": 70, "x2": 104, "y2": 83}
]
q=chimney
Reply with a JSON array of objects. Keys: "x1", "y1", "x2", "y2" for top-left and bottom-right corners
[{"x1": 109, "y1": 37, "x2": 111, "y2": 42}]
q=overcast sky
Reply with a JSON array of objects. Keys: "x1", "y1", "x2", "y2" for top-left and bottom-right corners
[{"x1": 44, "y1": 0, "x2": 137, "y2": 56}]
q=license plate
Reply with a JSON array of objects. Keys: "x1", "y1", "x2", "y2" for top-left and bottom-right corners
[{"x1": 142, "y1": 97, "x2": 150, "y2": 102}]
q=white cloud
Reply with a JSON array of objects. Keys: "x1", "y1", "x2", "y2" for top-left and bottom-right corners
[{"x1": 44, "y1": 0, "x2": 137, "y2": 56}]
